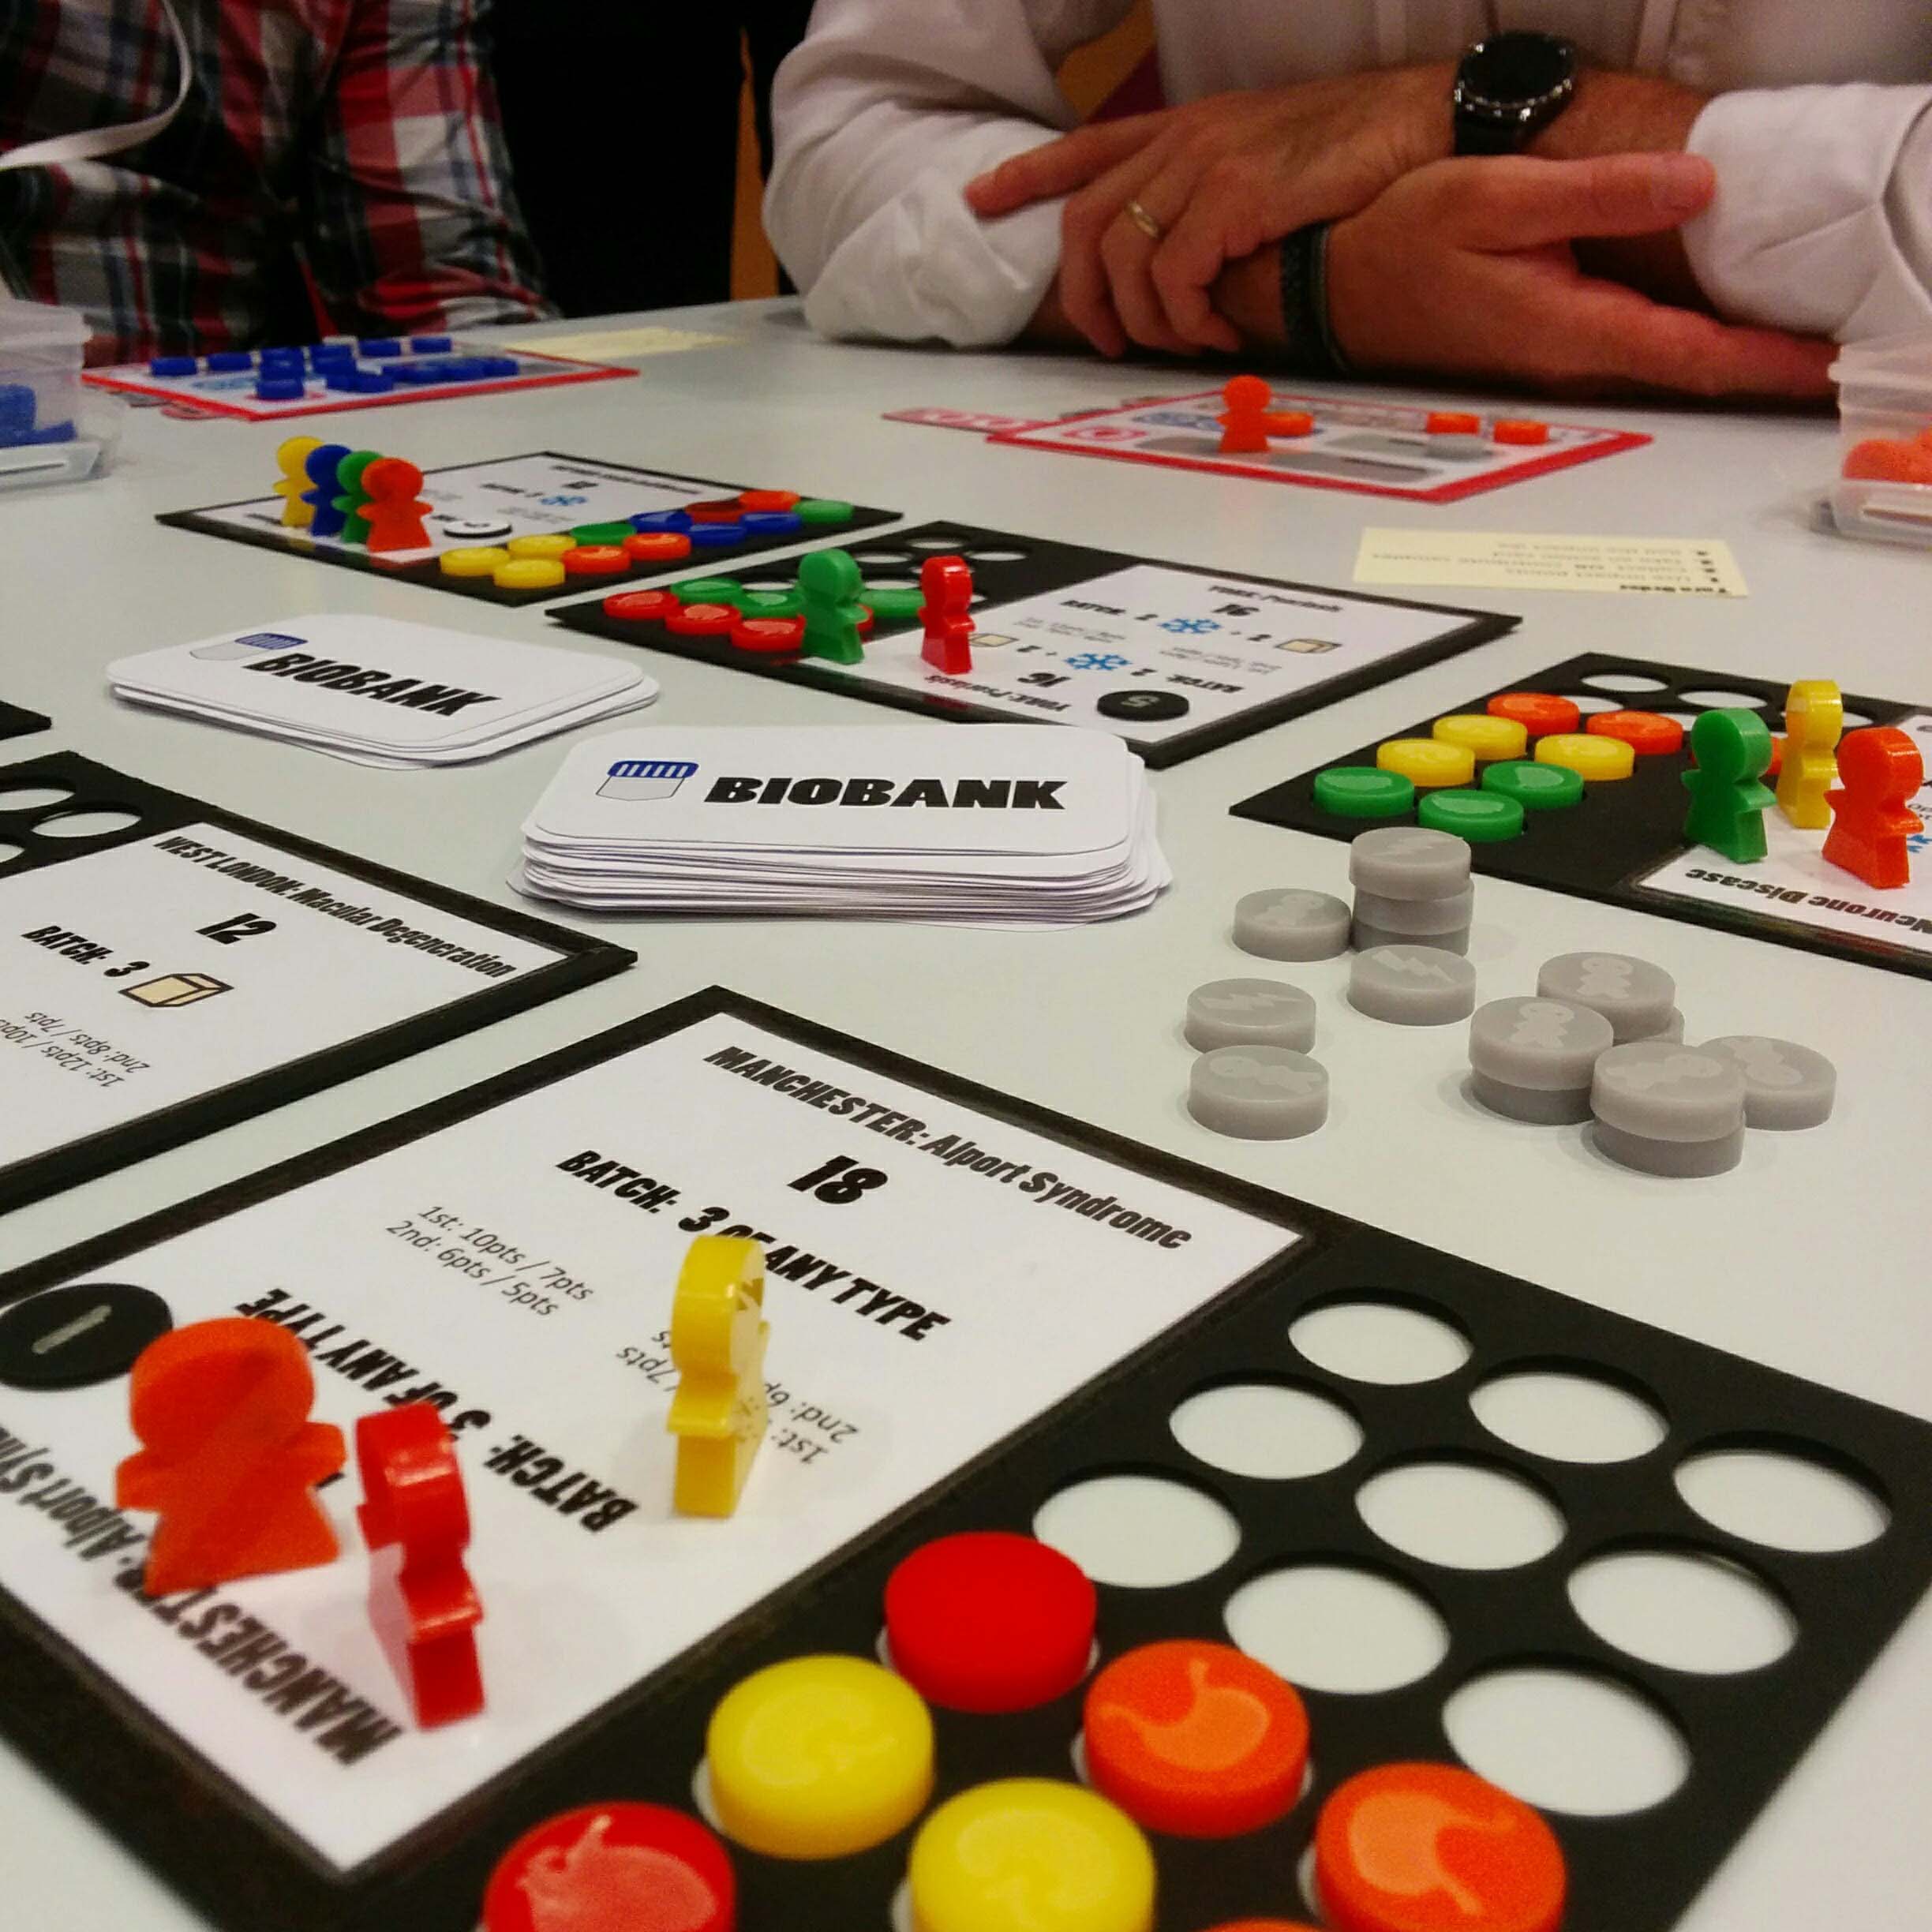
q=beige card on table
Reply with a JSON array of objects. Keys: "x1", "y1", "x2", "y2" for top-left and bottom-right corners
[
  {"x1": 498, "y1": 324, "x2": 739, "y2": 361},
  {"x1": 1355, "y1": 528, "x2": 1748, "y2": 597}
]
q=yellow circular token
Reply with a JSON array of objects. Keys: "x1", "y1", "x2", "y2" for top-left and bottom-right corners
[
  {"x1": 1536, "y1": 732, "x2": 1634, "y2": 781},
  {"x1": 1376, "y1": 738, "x2": 1475, "y2": 788},
  {"x1": 505, "y1": 532, "x2": 576, "y2": 560},
  {"x1": 492, "y1": 557, "x2": 567, "y2": 591},
  {"x1": 909, "y1": 1780, "x2": 1156, "y2": 1932},
  {"x1": 706, "y1": 1654, "x2": 934, "y2": 1859},
  {"x1": 440, "y1": 545, "x2": 512, "y2": 578},
  {"x1": 1432, "y1": 713, "x2": 1528, "y2": 762}
]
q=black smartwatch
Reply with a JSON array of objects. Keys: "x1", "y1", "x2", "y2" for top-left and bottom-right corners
[{"x1": 1452, "y1": 31, "x2": 1578, "y2": 156}]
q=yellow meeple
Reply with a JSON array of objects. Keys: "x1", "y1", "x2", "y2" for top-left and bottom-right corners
[
  {"x1": 1777, "y1": 679, "x2": 1844, "y2": 829},
  {"x1": 666, "y1": 1234, "x2": 769, "y2": 1517}
]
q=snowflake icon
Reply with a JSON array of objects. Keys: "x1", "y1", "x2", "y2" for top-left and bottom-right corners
[
  {"x1": 1159, "y1": 616, "x2": 1221, "y2": 637},
  {"x1": 1066, "y1": 651, "x2": 1129, "y2": 672}
]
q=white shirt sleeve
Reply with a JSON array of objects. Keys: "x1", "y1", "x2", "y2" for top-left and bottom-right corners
[
  {"x1": 1683, "y1": 84, "x2": 1932, "y2": 341},
  {"x1": 764, "y1": 0, "x2": 1137, "y2": 346}
]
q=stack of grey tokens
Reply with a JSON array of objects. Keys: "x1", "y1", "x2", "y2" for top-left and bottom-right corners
[
  {"x1": 1349, "y1": 826, "x2": 1473, "y2": 954},
  {"x1": 1467, "y1": 949, "x2": 1836, "y2": 1175},
  {"x1": 1184, "y1": 979, "x2": 1327, "y2": 1140}
]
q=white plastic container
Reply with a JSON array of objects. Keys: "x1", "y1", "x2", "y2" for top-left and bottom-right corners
[
  {"x1": 1828, "y1": 332, "x2": 1932, "y2": 549},
  {"x1": 0, "y1": 298, "x2": 122, "y2": 491}
]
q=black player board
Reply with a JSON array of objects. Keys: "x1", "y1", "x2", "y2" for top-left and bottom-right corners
[
  {"x1": 1234, "y1": 652, "x2": 1932, "y2": 977},
  {"x1": 157, "y1": 451, "x2": 902, "y2": 607},
  {"x1": 0, "y1": 751, "x2": 631, "y2": 1211},
  {"x1": 552, "y1": 521, "x2": 1517, "y2": 766},
  {"x1": 0, "y1": 987, "x2": 1923, "y2": 1932},
  {"x1": 0, "y1": 699, "x2": 50, "y2": 742}
]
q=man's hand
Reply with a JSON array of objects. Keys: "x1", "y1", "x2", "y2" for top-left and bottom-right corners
[
  {"x1": 968, "y1": 70, "x2": 1453, "y2": 358},
  {"x1": 1324, "y1": 153, "x2": 1835, "y2": 399}
]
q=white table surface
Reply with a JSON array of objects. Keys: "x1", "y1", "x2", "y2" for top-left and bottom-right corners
[{"x1": 2, "y1": 300, "x2": 1929, "y2": 1930}]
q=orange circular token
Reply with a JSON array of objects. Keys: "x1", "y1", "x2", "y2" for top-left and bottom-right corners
[
  {"x1": 731, "y1": 615, "x2": 805, "y2": 653},
  {"x1": 626, "y1": 531, "x2": 692, "y2": 564},
  {"x1": 665, "y1": 601, "x2": 739, "y2": 636},
  {"x1": 1765, "y1": 732, "x2": 1785, "y2": 778},
  {"x1": 1204, "y1": 1923, "x2": 1321, "y2": 1932},
  {"x1": 1492, "y1": 420, "x2": 1549, "y2": 447},
  {"x1": 562, "y1": 544, "x2": 629, "y2": 576},
  {"x1": 1265, "y1": 410, "x2": 1316, "y2": 437},
  {"x1": 603, "y1": 589, "x2": 680, "y2": 623},
  {"x1": 686, "y1": 500, "x2": 747, "y2": 524},
  {"x1": 1586, "y1": 710, "x2": 1683, "y2": 755},
  {"x1": 1843, "y1": 438, "x2": 1932, "y2": 485},
  {"x1": 482, "y1": 1802, "x2": 734, "y2": 1932},
  {"x1": 1486, "y1": 691, "x2": 1579, "y2": 739},
  {"x1": 738, "y1": 489, "x2": 800, "y2": 511},
  {"x1": 1083, "y1": 1639, "x2": 1308, "y2": 1839},
  {"x1": 1427, "y1": 411, "x2": 1482, "y2": 436},
  {"x1": 1314, "y1": 1763, "x2": 1566, "y2": 1932}
]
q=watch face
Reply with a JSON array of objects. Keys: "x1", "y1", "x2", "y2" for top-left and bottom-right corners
[{"x1": 1461, "y1": 32, "x2": 1576, "y2": 110}]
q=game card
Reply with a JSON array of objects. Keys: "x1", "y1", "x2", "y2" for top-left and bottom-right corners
[
  {"x1": 0, "y1": 993, "x2": 1301, "y2": 1875},
  {"x1": 0, "y1": 754, "x2": 630, "y2": 1208}
]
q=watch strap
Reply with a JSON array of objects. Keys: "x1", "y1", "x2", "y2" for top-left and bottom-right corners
[{"x1": 1276, "y1": 221, "x2": 1351, "y2": 380}]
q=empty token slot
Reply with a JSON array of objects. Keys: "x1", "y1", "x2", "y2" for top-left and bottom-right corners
[
  {"x1": 0, "y1": 786, "x2": 74, "y2": 814},
  {"x1": 32, "y1": 807, "x2": 144, "y2": 841}
]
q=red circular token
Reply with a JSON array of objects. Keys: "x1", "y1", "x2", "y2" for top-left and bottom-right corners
[
  {"x1": 563, "y1": 545, "x2": 630, "y2": 576},
  {"x1": 738, "y1": 489, "x2": 800, "y2": 511},
  {"x1": 1265, "y1": 409, "x2": 1316, "y2": 437},
  {"x1": 1492, "y1": 419, "x2": 1549, "y2": 446},
  {"x1": 686, "y1": 500, "x2": 747, "y2": 524},
  {"x1": 1314, "y1": 1764, "x2": 1566, "y2": 1932},
  {"x1": 1765, "y1": 732, "x2": 1785, "y2": 778},
  {"x1": 483, "y1": 1802, "x2": 735, "y2": 1932},
  {"x1": 1084, "y1": 1640, "x2": 1309, "y2": 1839},
  {"x1": 1205, "y1": 1923, "x2": 1322, "y2": 1932},
  {"x1": 602, "y1": 589, "x2": 680, "y2": 623},
  {"x1": 857, "y1": 605, "x2": 876, "y2": 638},
  {"x1": 731, "y1": 615, "x2": 806, "y2": 653},
  {"x1": 885, "y1": 1531, "x2": 1095, "y2": 1714},
  {"x1": 1487, "y1": 691, "x2": 1579, "y2": 738},
  {"x1": 626, "y1": 531, "x2": 692, "y2": 564},
  {"x1": 665, "y1": 601, "x2": 739, "y2": 636},
  {"x1": 1586, "y1": 710, "x2": 1683, "y2": 755},
  {"x1": 1427, "y1": 410, "x2": 1482, "y2": 436}
]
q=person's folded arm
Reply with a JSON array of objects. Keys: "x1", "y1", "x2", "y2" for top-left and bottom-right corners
[
  {"x1": 1678, "y1": 83, "x2": 1932, "y2": 341},
  {"x1": 764, "y1": 0, "x2": 1134, "y2": 347}
]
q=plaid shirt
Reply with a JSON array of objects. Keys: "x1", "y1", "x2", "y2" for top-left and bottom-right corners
[{"x1": 0, "y1": 1, "x2": 553, "y2": 362}]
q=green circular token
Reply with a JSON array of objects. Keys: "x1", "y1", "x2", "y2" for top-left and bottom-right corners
[
  {"x1": 863, "y1": 585, "x2": 926, "y2": 620},
  {"x1": 796, "y1": 499, "x2": 856, "y2": 524},
  {"x1": 671, "y1": 576, "x2": 746, "y2": 606},
  {"x1": 738, "y1": 588, "x2": 803, "y2": 617},
  {"x1": 1312, "y1": 766, "x2": 1414, "y2": 820},
  {"x1": 1418, "y1": 788, "x2": 1524, "y2": 843},
  {"x1": 571, "y1": 521, "x2": 637, "y2": 545},
  {"x1": 1481, "y1": 759, "x2": 1585, "y2": 811}
]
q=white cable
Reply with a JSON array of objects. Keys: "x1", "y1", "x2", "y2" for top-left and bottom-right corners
[{"x1": 0, "y1": 0, "x2": 194, "y2": 173}]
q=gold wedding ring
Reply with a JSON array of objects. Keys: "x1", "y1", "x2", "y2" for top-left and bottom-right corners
[{"x1": 1123, "y1": 197, "x2": 1163, "y2": 242}]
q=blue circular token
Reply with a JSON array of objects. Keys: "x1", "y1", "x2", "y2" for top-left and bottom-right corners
[
  {"x1": 689, "y1": 522, "x2": 746, "y2": 546},
  {"x1": 206, "y1": 350, "x2": 253, "y2": 371},
  {"x1": 410, "y1": 334, "x2": 453, "y2": 353},
  {"x1": 255, "y1": 377, "x2": 305, "y2": 402},
  {"x1": 474, "y1": 356, "x2": 520, "y2": 378},
  {"x1": 742, "y1": 511, "x2": 803, "y2": 535},
  {"x1": 324, "y1": 368, "x2": 364, "y2": 391},
  {"x1": 350, "y1": 369, "x2": 395, "y2": 393},
  {"x1": 631, "y1": 510, "x2": 694, "y2": 534},
  {"x1": 359, "y1": 338, "x2": 403, "y2": 358},
  {"x1": 149, "y1": 355, "x2": 199, "y2": 376}
]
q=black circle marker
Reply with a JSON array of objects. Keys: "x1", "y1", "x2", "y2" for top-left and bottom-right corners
[
  {"x1": 1098, "y1": 689, "x2": 1190, "y2": 721},
  {"x1": 0, "y1": 1285, "x2": 174, "y2": 1390}
]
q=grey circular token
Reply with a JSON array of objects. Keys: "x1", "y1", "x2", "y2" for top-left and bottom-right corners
[
  {"x1": 1348, "y1": 945, "x2": 1477, "y2": 1025},
  {"x1": 1468, "y1": 997, "x2": 1614, "y2": 1123},
  {"x1": 1098, "y1": 689, "x2": 1189, "y2": 721},
  {"x1": 1351, "y1": 884, "x2": 1474, "y2": 934},
  {"x1": 1591, "y1": 1043, "x2": 1747, "y2": 1176},
  {"x1": 1701, "y1": 1035, "x2": 1837, "y2": 1129},
  {"x1": 1233, "y1": 889, "x2": 1351, "y2": 962},
  {"x1": 1188, "y1": 1046, "x2": 1329, "y2": 1139},
  {"x1": 1185, "y1": 978, "x2": 1316, "y2": 1053},
  {"x1": 1354, "y1": 920, "x2": 1469, "y2": 957},
  {"x1": 436, "y1": 515, "x2": 514, "y2": 541},
  {"x1": 0, "y1": 1284, "x2": 173, "y2": 1390},
  {"x1": 1347, "y1": 826, "x2": 1471, "y2": 901},
  {"x1": 1537, "y1": 953, "x2": 1676, "y2": 1043},
  {"x1": 1638, "y1": 1008, "x2": 1686, "y2": 1043}
]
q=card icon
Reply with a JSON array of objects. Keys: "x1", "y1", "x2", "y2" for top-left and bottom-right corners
[
  {"x1": 191, "y1": 632, "x2": 305, "y2": 663},
  {"x1": 120, "y1": 972, "x2": 233, "y2": 1010},
  {"x1": 597, "y1": 758, "x2": 699, "y2": 803}
]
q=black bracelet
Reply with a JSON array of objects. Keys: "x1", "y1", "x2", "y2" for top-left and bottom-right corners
[{"x1": 1276, "y1": 220, "x2": 1352, "y2": 379}]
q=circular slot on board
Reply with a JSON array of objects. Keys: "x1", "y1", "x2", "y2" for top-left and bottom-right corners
[
  {"x1": 1580, "y1": 672, "x2": 1668, "y2": 694},
  {"x1": 1839, "y1": 709, "x2": 1872, "y2": 728},
  {"x1": 966, "y1": 546, "x2": 1029, "y2": 563},
  {"x1": 0, "y1": 787, "x2": 73, "y2": 813},
  {"x1": 0, "y1": 841, "x2": 22, "y2": 867},
  {"x1": 1470, "y1": 1365, "x2": 1668, "y2": 1464},
  {"x1": 1561, "y1": 692, "x2": 1621, "y2": 713},
  {"x1": 1169, "y1": 1380, "x2": 1362, "y2": 1482},
  {"x1": 1224, "y1": 1563, "x2": 1449, "y2": 1694},
  {"x1": 851, "y1": 550, "x2": 912, "y2": 567},
  {"x1": 1443, "y1": 1664, "x2": 1690, "y2": 1815},
  {"x1": 1289, "y1": 1296, "x2": 1471, "y2": 1386},
  {"x1": 908, "y1": 531, "x2": 972, "y2": 549},
  {"x1": 1679, "y1": 688, "x2": 1768, "y2": 709},
  {"x1": 1356, "y1": 1458, "x2": 1566, "y2": 1571},
  {"x1": 1674, "y1": 1440, "x2": 1888, "y2": 1552},
  {"x1": 1035, "y1": 1472, "x2": 1240, "y2": 1589},
  {"x1": 33, "y1": 807, "x2": 142, "y2": 840},
  {"x1": 1568, "y1": 1544, "x2": 1795, "y2": 1675}
]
